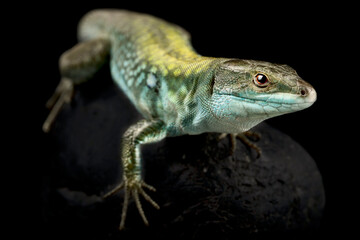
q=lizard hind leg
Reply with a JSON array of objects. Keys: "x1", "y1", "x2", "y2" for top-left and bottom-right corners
[
  {"x1": 42, "y1": 78, "x2": 74, "y2": 132},
  {"x1": 42, "y1": 38, "x2": 110, "y2": 133}
]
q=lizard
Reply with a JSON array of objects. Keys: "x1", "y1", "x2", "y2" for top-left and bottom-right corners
[{"x1": 42, "y1": 9, "x2": 317, "y2": 230}]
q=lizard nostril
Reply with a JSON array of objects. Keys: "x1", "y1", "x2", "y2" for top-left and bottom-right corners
[{"x1": 300, "y1": 88, "x2": 308, "y2": 97}]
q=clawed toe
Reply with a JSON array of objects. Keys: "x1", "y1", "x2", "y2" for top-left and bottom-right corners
[
  {"x1": 104, "y1": 180, "x2": 159, "y2": 230},
  {"x1": 43, "y1": 78, "x2": 74, "y2": 133},
  {"x1": 103, "y1": 182, "x2": 124, "y2": 199}
]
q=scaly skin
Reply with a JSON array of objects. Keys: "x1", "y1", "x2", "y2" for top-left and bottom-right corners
[{"x1": 44, "y1": 9, "x2": 317, "y2": 230}]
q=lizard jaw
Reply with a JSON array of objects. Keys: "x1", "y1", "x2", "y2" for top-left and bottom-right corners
[{"x1": 207, "y1": 87, "x2": 316, "y2": 134}]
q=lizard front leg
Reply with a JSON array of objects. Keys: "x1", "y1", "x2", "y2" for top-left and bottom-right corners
[
  {"x1": 219, "y1": 131, "x2": 262, "y2": 157},
  {"x1": 103, "y1": 119, "x2": 167, "y2": 230}
]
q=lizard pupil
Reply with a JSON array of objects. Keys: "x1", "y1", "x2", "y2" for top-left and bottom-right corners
[
  {"x1": 254, "y1": 73, "x2": 269, "y2": 87},
  {"x1": 256, "y1": 74, "x2": 267, "y2": 84}
]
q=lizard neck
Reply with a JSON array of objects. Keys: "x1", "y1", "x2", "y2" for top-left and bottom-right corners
[{"x1": 172, "y1": 58, "x2": 230, "y2": 135}]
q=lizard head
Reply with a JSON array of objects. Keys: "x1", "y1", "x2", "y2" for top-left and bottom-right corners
[{"x1": 208, "y1": 59, "x2": 316, "y2": 133}]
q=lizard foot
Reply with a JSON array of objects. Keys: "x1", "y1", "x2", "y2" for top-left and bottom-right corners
[
  {"x1": 103, "y1": 179, "x2": 160, "y2": 230},
  {"x1": 43, "y1": 78, "x2": 74, "y2": 132},
  {"x1": 219, "y1": 131, "x2": 262, "y2": 158}
]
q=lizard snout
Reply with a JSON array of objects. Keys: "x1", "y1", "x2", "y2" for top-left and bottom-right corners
[{"x1": 299, "y1": 84, "x2": 317, "y2": 104}]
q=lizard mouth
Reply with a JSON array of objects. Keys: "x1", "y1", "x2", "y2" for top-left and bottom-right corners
[
  {"x1": 219, "y1": 87, "x2": 316, "y2": 113},
  {"x1": 244, "y1": 83, "x2": 315, "y2": 105}
]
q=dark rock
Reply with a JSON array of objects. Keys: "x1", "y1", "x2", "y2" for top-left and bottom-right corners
[{"x1": 41, "y1": 72, "x2": 325, "y2": 240}]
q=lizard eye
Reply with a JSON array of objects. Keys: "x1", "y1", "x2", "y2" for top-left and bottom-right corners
[{"x1": 254, "y1": 73, "x2": 270, "y2": 87}]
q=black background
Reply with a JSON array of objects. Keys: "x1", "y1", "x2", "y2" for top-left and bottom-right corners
[{"x1": 20, "y1": 2, "x2": 356, "y2": 239}]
